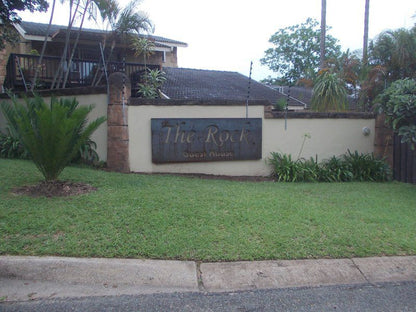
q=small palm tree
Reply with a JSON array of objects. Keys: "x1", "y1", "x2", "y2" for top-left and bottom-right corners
[
  {"x1": 131, "y1": 37, "x2": 155, "y2": 69},
  {"x1": 0, "y1": 95, "x2": 106, "y2": 181},
  {"x1": 311, "y1": 70, "x2": 348, "y2": 112},
  {"x1": 91, "y1": 0, "x2": 153, "y2": 86}
]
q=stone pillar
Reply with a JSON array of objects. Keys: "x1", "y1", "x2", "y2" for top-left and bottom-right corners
[
  {"x1": 0, "y1": 48, "x2": 10, "y2": 92},
  {"x1": 107, "y1": 72, "x2": 130, "y2": 173},
  {"x1": 374, "y1": 113, "x2": 393, "y2": 168}
]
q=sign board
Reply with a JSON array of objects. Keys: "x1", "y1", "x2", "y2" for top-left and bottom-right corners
[{"x1": 151, "y1": 118, "x2": 262, "y2": 163}]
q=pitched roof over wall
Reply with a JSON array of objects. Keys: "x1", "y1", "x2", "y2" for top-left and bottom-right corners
[
  {"x1": 15, "y1": 21, "x2": 187, "y2": 49},
  {"x1": 161, "y1": 67, "x2": 289, "y2": 104}
]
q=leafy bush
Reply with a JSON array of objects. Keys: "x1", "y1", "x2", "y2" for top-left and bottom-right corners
[
  {"x1": 0, "y1": 95, "x2": 106, "y2": 181},
  {"x1": 268, "y1": 152, "x2": 300, "y2": 182},
  {"x1": 342, "y1": 150, "x2": 391, "y2": 182},
  {"x1": 269, "y1": 151, "x2": 390, "y2": 182},
  {"x1": 136, "y1": 69, "x2": 167, "y2": 99},
  {"x1": 274, "y1": 98, "x2": 287, "y2": 111},
  {"x1": 0, "y1": 132, "x2": 29, "y2": 159},
  {"x1": 320, "y1": 155, "x2": 353, "y2": 182},
  {"x1": 377, "y1": 78, "x2": 416, "y2": 149},
  {"x1": 71, "y1": 139, "x2": 100, "y2": 166},
  {"x1": 269, "y1": 153, "x2": 320, "y2": 182},
  {"x1": 0, "y1": 132, "x2": 102, "y2": 167}
]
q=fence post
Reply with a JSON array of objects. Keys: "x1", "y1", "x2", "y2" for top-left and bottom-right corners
[{"x1": 107, "y1": 72, "x2": 130, "y2": 173}]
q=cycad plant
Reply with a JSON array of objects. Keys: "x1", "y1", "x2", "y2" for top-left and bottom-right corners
[
  {"x1": 311, "y1": 70, "x2": 347, "y2": 111},
  {"x1": 0, "y1": 95, "x2": 106, "y2": 181}
]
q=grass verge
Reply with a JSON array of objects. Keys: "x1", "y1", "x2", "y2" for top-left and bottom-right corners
[{"x1": 1, "y1": 159, "x2": 415, "y2": 261}]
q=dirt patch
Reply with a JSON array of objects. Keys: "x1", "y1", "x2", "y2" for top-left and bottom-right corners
[{"x1": 12, "y1": 180, "x2": 97, "y2": 198}]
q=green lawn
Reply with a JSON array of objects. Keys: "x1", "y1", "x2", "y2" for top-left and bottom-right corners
[{"x1": 1, "y1": 159, "x2": 415, "y2": 261}]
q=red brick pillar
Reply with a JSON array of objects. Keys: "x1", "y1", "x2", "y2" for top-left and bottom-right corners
[
  {"x1": 374, "y1": 113, "x2": 393, "y2": 168},
  {"x1": 107, "y1": 72, "x2": 130, "y2": 172}
]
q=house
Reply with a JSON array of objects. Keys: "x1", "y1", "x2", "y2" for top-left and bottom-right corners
[
  {"x1": 1, "y1": 21, "x2": 307, "y2": 110},
  {"x1": 0, "y1": 21, "x2": 187, "y2": 91}
]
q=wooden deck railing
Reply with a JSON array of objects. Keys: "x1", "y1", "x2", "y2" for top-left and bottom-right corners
[{"x1": 4, "y1": 53, "x2": 160, "y2": 96}]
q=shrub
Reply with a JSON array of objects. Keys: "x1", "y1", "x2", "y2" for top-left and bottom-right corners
[
  {"x1": 136, "y1": 69, "x2": 167, "y2": 99},
  {"x1": 0, "y1": 132, "x2": 29, "y2": 159},
  {"x1": 377, "y1": 78, "x2": 416, "y2": 149},
  {"x1": 320, "y1": 155, "x2": 353, "y2": 182},
  {"x1": 268, "y1": 151, "x2": 390, "y2": 182},
  {"x1": 274, "y1": 98, "x2": 287, "y2": 111},
  {"x1": 0, "y1": 131, "x2": 101, "y2": 167},
  {"x1": 72, "y1": 139, "x2": 100, "y2": 166},
  {"x1": 342, "y1": 150, "x2": 391, "y2": 182},
  {"x1": 0, "y1": 95, "x2": 106, "y2": 181}
]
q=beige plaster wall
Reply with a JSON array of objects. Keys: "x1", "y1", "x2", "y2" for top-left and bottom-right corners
[
  {"x1": 0, "y1": 93, "x2": 108, "y2": 161},
  {"x1": 263, "y1": 118, "x2": 375, "y2": 162},
  {"x1": 128, "y1": 105, "x2": 375, "y2": 176}
]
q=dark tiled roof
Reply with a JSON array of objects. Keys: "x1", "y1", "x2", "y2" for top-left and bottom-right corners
[
  {"x1": 18, "y1": 21, "x2": 187, "y2": 46},
  {"x1": 271, "y1": 85, "x2": 358, "y2": 109},
  {"x1": 161, "y1": 67, "x2": 286, "y2": 104},
  {"x1": 280, "y1": 86, "x2": 313, "y2": 105}
]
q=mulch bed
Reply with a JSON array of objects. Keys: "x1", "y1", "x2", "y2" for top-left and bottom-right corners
[{"x1": 12, "y1": 180, "x2": 97, "y2": 198}]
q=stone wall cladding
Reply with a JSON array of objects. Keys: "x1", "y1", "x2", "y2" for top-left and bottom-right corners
[{"x1": 107, "y1": 72, "x2": 130, "y2": 173}]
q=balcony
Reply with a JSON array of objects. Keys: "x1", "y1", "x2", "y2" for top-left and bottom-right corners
[{"x1": 4, "y1": 53, "x2": 160, "y2": 96}]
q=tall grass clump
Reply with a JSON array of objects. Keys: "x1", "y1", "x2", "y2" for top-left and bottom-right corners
[{"x1": 269, "y1": 150, "x2": 390, "y2": 182}]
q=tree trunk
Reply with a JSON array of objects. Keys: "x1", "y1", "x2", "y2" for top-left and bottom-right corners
[
  {"x1": 31, "y1": 0, "x2": 56, "y2": 92},
  {"x1": 50, "y1": 0, "x2": 80, "y2": 89},
  {"x1": 363, "y1": 0, "x2": 370, "y2": 65},
  {"x1": 320, "y1": 0, "x2": 326, "y2": 70},
  {"x1": 62, "y1": 0, "x2": 90, "y2": 88}
]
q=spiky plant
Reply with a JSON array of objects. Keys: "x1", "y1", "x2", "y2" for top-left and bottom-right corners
[
  {"x1": 311, "y1": 70, "x2": 347, "y2": 111},
  {"x1": 0, "y1": 95, "x2": 106, "y2": 181}
]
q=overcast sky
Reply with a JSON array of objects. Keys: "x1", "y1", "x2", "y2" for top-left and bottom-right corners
[{"x1": 20, "y1": 0, "x2": 416, "y2": 80}]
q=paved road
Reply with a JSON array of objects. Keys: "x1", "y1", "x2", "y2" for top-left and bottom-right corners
[{"x1": 1, "y1": 281, "x2": 415, "y2": 312}]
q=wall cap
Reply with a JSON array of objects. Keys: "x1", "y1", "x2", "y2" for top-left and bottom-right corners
[
  {"x1": 0, "y1": 86, "x2": 107, "y2": 99},
  {"x1": 129, "y1": 98, "x2": 271, "y2": 106},
  {"x1": 268, "y1": 110, "x2": 376, "y2": 119}
]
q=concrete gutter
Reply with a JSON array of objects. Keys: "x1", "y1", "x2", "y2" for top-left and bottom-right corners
[{"x1": 0, "y1": 256, "x2": 415, "y2": 302}]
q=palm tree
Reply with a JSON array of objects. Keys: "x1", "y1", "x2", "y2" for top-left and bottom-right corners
[
  {"x1": 61, "y1": 0, "x2": 107, "y2": 88},
  {"x1": 370, "y1": 27, "x2": 416, "y2": 81},
  {"x1": 131, "y1": 37, "x2": 155, "y2": 69},
  {"x1": 0, "y1": 95, "x2": 106, "y2": 181},
  {"x1": 50, "y1": 0, "x2": 82, "y2": 89},
  {"x1": 363, "y1": 0, "x2": 370, "y2": 65},
  {"x1": 320, "y1": 0, "x2": 327, "y2": 70},
  {"x1": 30, "y1": 0, "x2": 56, "y2": 92},
  {"x1": 311, "y1": 70, "x2": 348, "y2": 112},
  {"x1": 91, "y1": 0, "x2": 153, "y2": 86}
]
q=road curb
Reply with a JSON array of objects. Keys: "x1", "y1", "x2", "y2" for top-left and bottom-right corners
[{"x1": 0, "y1": 255, "x2": 415, "y2": 301}]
